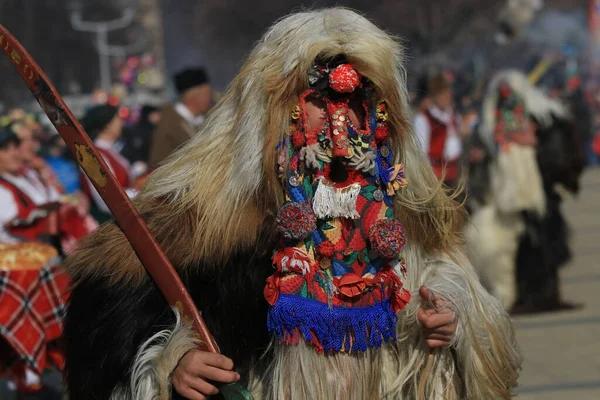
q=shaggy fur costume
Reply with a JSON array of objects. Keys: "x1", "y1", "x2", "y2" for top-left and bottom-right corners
[
  {"x1": 63, "y1": 9, "x2": 520, "y2": 400},
  {"x1": 467, "y1": 70, "x2": 584, "y2": 311}
]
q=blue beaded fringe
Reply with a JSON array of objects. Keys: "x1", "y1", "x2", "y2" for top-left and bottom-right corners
[{"x1": 267, "y1": 294, "x2": 398, "y2": 352}]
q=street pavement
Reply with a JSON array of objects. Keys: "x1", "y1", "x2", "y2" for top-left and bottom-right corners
[
  {"x1": 515, "y1": 168, "x2": 600, "y2": 400},
  {"x1": 2, "y1": 170, "x2": 600, "y2": 399}
]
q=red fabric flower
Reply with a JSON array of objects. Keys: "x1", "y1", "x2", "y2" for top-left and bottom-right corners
[
  {"x1": 264, "y1": 274, "x2": 281, "y2": 306},
  {"x1": 334, "y1": 273, "x2": 366, "y2": 298},
  {"x1": 329, "y1": 64, "x2": 361, "y2": 93},
  {"x1": 499, "y1": 84, "x2": 511, "y2": 98},
  {"x1": 390, "y1": 287, "x2": 412, "y2": 313},
  {"x1": 380, "y1": 269, "x2": 411, "y2": 312},
  {"x1": 375, "y1": 124, "x2": 389, "y2": 143},
  {"x1": 317, "y1": 241, "x2": 335, "y2": 258}
]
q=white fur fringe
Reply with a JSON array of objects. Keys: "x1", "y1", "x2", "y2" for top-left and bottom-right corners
[
  {"x1": 312, "y1": 178, "x2": 361, "y2": 219},
  {"x1": 109, "y1": 308, "x2": 199, "y2": 400}
]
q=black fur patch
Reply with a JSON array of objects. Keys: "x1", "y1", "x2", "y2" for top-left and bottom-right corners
[
  {"x1": 64, "y1": 224, "x2": 277, "y2": 399},
  {"x1": 514, "y1": 116, "x2": 582, "y2": 308}
]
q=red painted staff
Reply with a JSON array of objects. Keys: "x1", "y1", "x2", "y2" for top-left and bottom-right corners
[{"x1": 0, "y1": 25, "x2": 251, "y2": 400}]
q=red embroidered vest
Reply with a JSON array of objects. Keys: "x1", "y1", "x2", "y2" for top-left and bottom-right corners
[
  {"x1": 0, "y1": 178, "x2": 54, "y2": 242},
  {"x1": 424, "y1": 110, "x2": 459, "y2": 182}
]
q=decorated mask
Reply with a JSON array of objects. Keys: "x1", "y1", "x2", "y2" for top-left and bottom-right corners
[{"x1": 266, "y1": 56, "x2": 411, "y2": 353}]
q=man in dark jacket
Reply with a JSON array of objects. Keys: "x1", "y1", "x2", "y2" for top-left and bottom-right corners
[{"x1": 148, "y1": 68, "x2": 212, "y2": 167}]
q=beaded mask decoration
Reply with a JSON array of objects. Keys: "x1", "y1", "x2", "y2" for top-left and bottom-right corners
[
  {"x1": 493, "y1": 82, "x2": 533, "y2": 152},
  {"x1": 265, "y1": 55, "x2": 411, "y2": 353}
]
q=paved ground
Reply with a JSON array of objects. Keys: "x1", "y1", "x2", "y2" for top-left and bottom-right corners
[
  {"x1": 2, "y1": 170, "x2": 600, "y2": 399},
  {"x1": 514, "y1": 168, "x2": 600, "y2": 400}
]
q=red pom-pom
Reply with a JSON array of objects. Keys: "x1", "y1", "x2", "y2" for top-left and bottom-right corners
[
  {"x1": 317, "y1": 241, "x2": 335, "y2": 258},
  {"x1": 276, "y1": 202, "x2": 317, "y2": 240},
  {"x1": 375, "y1": 123, "x2": 389, "y2": 143},
  {"x1": 368, "y1": 219, "x2": 407, "y2": 259},
  {"x1": 291, "y1": 130, "x2": 305, "y2": 149},
  {"x1": 329, "y1": 64, "x2": 361, "y2": 93}
]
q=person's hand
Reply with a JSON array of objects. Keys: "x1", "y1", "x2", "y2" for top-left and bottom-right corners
[
  {"x1": 417, "y1": 286, "x2": 457, "y2": 348},
  {"x1": 172, "y1": 350, "x2": 240, "y2": 400}
]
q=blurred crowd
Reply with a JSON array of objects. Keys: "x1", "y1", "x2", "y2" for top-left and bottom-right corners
[{"x1": 0, "y1": 66, "x2": 212, "y2": 399}]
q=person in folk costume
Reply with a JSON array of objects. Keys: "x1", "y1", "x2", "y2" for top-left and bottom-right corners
[
  {"x1": 2, "y1": 120, "x2": 97, "y2": 255},
  {"x1": 0, "y1": 130, "x2": 67, "y2": 400},
  {"x1": 0, "y1": 125, "x2": 62, "y2": 249},
  {"x1": 8, "y1": 119, "x2": 63, "y2": 195},
  {"x1": 0, "y1": 129, "x2": 37, "y2": 244},
  {"x1": 413, "y1": 74, "x2": 463, "y2": 187},
  {"x1": 63, "y1": 9, "x2": 520, "y2": 400},
  {"x1": 149, "y1": 68, "x2": 212, "y2": 167},
  {"x1": 512, "y1": 74, "x2": 585, "y2": 313},
  {"x1": 80, "y1": 105, "x2": 147, "y2": 223},
  {"x1": 466, "y1": 70, "x2": 584, "y2": 313}
]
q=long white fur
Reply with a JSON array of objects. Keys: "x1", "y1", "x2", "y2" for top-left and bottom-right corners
[
  {"x1": 107, "y1": 309, "x2": 199, "y2": 400},
  {"x1": 249, "y1": 244, "x2": 519, "y2": 400},
  {"x1": 469, "y1": 144, "x2": 546, "y2": 309},
  {"x1": 467, "y1": 205, "x2": 523, "y2": 308}
]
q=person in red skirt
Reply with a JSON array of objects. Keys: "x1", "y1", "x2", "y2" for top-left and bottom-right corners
[{"x1": 0, "y1": 129, "x2": 67, "y2": 400}]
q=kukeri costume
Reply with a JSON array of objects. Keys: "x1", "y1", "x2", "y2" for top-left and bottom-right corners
[
  {"x1": 467, "y1": 70, "x2": 584, "y2": 312},
  {"x1": 63, "y1": 9, "x2": 520, "y2": 400}
]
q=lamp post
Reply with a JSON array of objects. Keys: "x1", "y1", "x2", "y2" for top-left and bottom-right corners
[{"x1": 68, "y1": 1, "x2": 135, "y2": 91}]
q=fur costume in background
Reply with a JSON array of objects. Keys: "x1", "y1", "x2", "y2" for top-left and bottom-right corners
[
  {"x1": 495, "y1": 0, "x2": 544, "y2": 45},
  {"x1": 467, "y1": 70, "x2": 584, "y2": 312},
  {"x1": 63, "y1": 9, "x2": 520, "y2": 400}
]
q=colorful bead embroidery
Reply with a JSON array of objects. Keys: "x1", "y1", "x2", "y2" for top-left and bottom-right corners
[{"x1": 267, "y1": 59, "x2": 411, "y2": 353}]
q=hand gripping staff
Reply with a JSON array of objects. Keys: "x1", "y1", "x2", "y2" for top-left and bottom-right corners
[{"x1": 0, "y1": 25, "x2": 252, "y2": 400}]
